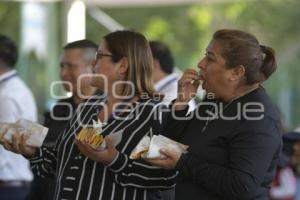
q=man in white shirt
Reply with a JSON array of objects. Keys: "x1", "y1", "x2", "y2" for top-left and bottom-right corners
[
  {"x1": 0, "y1": 34, "x2": 37, "y2": 200},
  {"x1": 150, "y1": 41, "x2": 197, "y2": 113}
]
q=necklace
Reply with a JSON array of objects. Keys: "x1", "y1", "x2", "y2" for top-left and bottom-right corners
[
  {"x1": 200, "y1": 86, "x2": 259, "y2": 133},
  {"x1": 200, "y1": 100, "x2": 234, "y2": 133}
]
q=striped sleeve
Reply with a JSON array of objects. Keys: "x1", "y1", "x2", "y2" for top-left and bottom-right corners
[
  {"x1": 28, "y1": 108, "x2": 73, "y2": 178},
  {"x1": 28, "y1": 115, "x2": 69, "y2": 178},
  {"x1": 27, "y1": 98, "x2": 84, "y2": 178},
  {"x1": 28, "y1": 146, "x2": 57, "y2": 178},
  {"x1": 106, "y1": 102, "x2": 177, "y2": 189},
  {"x1": 28, "y1": 96, "x2": 102, "y2": 179},
  {"x1": 107, "y1": 152, "x2": 177, "y2": 189}
]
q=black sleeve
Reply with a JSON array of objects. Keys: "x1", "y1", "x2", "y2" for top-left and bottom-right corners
[
  {"x1": 162, "y1": 100, "x2": 192, "y2": 140},
  {"x1": 175, "y1": 117, "x2": 282, "y2": 199},
  {"x1": 28, "y1": 106, "x2": 79, "y2": 178}
]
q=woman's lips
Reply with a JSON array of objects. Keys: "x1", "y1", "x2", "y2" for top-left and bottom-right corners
[{"x1": 199, "y1": 73, "x2": 205, "y2": 81}]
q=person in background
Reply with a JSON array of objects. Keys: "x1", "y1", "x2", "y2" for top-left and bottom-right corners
[
  {"x1": 42, "y1": 39, "x2": 98, "y2": 147},
  {"x1": 26, "y1": 39, "x2": 98, "y2": 200},
  {"x1": 270, "y1": 132, "x2": 299, "y2": 200},
  {"x1": 1, "y1": 30, "x2": 177, "y2": 200},
  {"x1": 149, "y1": 41, "x2": 197, "y2": 113},
  {"x1": 285, "y1": 131, "x2": 300, "y2": 200},
  {"x1": 148, "y1": 29, "x2": 282, "y2": 200},
  {"x1": 0, "y1": 34, "x2": 37, "y2": 200}
]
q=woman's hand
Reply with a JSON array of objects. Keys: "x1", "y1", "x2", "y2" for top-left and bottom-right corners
[
  {"x1": 75, "y1": 136, "x2": 118, "y2": 166},
  {"x1": 175, "y1": 69, "x2": 200, "y2": 110},
  {"x1": 145, "y1": 149, "x2": 182, "y2": 170},
  {"x1": 0, "y1": 129, "x2": 36, "y2": 157}
]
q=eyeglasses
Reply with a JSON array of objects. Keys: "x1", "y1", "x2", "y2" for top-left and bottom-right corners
[{"x1": 94, "y1": 51, "x2": 113, "y2": 61}]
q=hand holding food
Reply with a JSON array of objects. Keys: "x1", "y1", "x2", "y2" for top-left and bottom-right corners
[
  {"x1": 0, "y1": 119, "x2": 49, "y2": 147},
  {"x1": 75, "y1": 119, "x2": 106, "y2": 149},
  {"x1": 130, "y1": 134, "x2": 188, "y2": 160},
  {"x1": 0, "y1": 123, "x2": 36, "y2": 157},
  {"x1": 177, "y1": 69, "x2": 201, "y2": 103}
]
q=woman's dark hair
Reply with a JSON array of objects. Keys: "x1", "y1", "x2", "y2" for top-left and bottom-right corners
[
  {"x1": 149, "y1": 41, "x2": 174, "y2": 74},
  {"x1": 213, "y1": 29, "x2": 277, "y2": 84}
]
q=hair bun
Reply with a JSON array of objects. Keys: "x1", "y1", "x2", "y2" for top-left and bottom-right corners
[{"x1": 259, "y1": 45, "x2": 277, "y2": 81}]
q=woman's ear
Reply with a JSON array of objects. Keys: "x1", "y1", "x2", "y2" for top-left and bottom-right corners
[
  {"x1": 230, "y1": 65, "x2": 245, "y2": 81},
  {"x1": 118, "y1": 57, "x2": 129, "y2": 75}
]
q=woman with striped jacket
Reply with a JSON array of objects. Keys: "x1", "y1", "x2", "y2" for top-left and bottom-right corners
[{"x1": 0, "y1": 30, "x2": 176, "y2": 200}]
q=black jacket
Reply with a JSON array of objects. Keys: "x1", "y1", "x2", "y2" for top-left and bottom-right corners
[{"x1": 165, "y1": 87, "x2": 282, "y2": 200}]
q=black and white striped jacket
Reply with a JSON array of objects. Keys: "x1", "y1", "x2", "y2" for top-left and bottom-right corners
[{"x1": 29, "y1": 95, "x2": 177, "y2": 200}]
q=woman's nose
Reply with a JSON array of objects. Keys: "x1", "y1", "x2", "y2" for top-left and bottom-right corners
[{"x1": 197, "y1": 58, "x2": 206, "y2": 70}]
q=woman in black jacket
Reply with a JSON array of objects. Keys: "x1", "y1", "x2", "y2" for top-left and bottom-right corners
[{"x1": 148, "y1": 29, "x2": 282, "y2": 200}]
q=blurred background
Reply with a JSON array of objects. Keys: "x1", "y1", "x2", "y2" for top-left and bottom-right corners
[{"x1": 0, "y1": 0, "x2": 299, "y2": 130}]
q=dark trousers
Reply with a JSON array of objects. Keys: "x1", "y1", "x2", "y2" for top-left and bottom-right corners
[
  {"x1": 148, "y1": 189, "x2": 175, "y2": 200},
  {"x1": 161, "y1": 189, "x2": 175, "y2": 200},
  {"x1": 0, "y1": 186, "x2": 30, "y2": 200},
  {"x1": 26, "y1": 177, "x2": 55, "y2": 200}
]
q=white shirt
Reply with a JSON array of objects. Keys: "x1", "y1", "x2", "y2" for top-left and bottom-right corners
[
  {"x1": 155, "y1": 73, "x2": 197, "y2": 112},
  {"x1": 0, "y1": 69, "x2": 37, "y2": 181}
]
